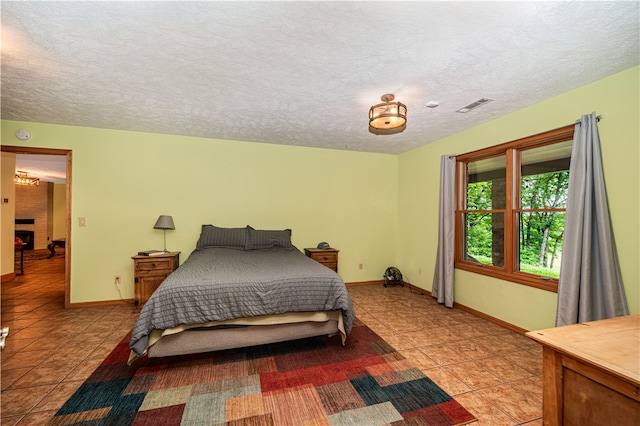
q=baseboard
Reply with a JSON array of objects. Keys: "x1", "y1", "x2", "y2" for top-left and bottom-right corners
[
  {"x1": 453, "y1": 303, "x2": 529, "y2": 335},
  {"x1": 66, "y1": 281, "x2": 527, "y2": 334},
  {"x1": 1, "y1": 272, "x2": 16, "y2": 283},
  {"x1": 351, "y1": 281, "x2": 530, "y2": 335},
  {"x1": 346, "y1": 280, "x2": 386, "y2": 287},
  {"x1": 69, "y1": 298, "x2": 134, "y2": 309}
]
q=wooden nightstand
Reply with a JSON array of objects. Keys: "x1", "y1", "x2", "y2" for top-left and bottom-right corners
[
  {"x1": 132, "y1": 251, "x2": 180, "y2": 307},
  {"x1": 304, "y1": 248, "x2": 339, "y2": 272}
]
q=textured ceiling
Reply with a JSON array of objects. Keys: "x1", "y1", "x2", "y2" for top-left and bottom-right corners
[{"x1": 2, "y1": 1, "x2": 639, "y2": 157}]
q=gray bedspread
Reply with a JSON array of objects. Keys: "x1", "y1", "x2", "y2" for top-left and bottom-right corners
[{"x1": 130, "y1": 247, "x2": 355, "y2": 355}]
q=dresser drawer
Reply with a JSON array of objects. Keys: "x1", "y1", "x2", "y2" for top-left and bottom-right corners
[
  {"x1": 312, "y1": 252, "x2": 337, "y2": 264},
  {"x1": 135, "y1": 257, "x2": 174, "y2": 272},
  {"x1": 321, "y1": 261, "x2": 338, "y2": 272}
]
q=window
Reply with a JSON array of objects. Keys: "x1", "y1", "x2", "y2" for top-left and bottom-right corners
[{"x1": 455, "y1": 125, "x2": 574, "y2": 292}]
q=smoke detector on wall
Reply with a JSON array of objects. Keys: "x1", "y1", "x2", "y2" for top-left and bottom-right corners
[{"x1": 15, "y1": 129, "x2": 31, "y2": 140}]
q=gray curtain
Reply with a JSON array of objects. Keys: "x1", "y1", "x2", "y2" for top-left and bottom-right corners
[
  {"x1": 432, "y1": 155, "x2": 456, "y2": 307},
  {"x1": 556, "y1": 112, "x2": 628, "y2": 326}
]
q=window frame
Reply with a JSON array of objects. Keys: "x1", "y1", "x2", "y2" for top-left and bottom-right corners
[{"x1": 454, "y1": 124, "x2": 575, "y2": 292}]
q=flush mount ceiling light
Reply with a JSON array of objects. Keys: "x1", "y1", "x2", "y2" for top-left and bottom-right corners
[
  {"x1": 15, "y1": 171, "x2": 39, "y2": 186},
  {"x1": 369, "y1": 94, "x2": 407, "y2": 135}
]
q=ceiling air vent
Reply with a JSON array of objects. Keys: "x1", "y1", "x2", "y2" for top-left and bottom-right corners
[{"x1": 455, "y1": 97, "x2": 494, "y2": 113}]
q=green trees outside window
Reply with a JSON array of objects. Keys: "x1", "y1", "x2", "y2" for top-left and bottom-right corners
[
  {"x1": 456, "y1": 126, "x2": 574, "y2": 291},
  {"x1": 518, "y1": 170, "x2": 569, "y2": 278}
]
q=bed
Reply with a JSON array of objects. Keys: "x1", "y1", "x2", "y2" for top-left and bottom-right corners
[{"x1": 128, "y1": 225, "x2": 355, "y2": 364}]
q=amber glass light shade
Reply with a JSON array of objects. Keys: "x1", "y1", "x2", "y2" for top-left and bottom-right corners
[{"x1": 369, "y1": 94, "x2": 407, "y2": 135}]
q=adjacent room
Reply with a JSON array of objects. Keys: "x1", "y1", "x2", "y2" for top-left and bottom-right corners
[{"x1": 1, "y1": 1, "x2": 638, "y2": 425}]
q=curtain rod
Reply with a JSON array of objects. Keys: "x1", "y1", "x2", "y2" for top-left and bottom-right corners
[{"x1": 575, "y1": 115, "x2": 602, "y2": 124}]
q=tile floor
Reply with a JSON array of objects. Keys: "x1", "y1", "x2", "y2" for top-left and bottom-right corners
[
  {"x1": 1, "y1": 255, "x2": 138, "y2": 425},
  {"x1": 349, "y1": 284, "x2": 543, "y2": 425},
  {"x1": 1, "y1": 254, "x2": 543, "y2": 425}
]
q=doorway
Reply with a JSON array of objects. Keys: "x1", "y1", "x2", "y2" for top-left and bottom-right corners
[{"x1": 1, "y1": 146, "x2": 72, "y2": 308}]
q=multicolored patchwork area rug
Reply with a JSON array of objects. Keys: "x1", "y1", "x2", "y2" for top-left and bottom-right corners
[{"x1": 50, "y1": 320, "x2": 476, "y2": 425}]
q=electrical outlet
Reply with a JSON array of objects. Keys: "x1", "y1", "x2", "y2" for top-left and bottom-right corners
[
  {"x1": 358, "y1": 263, "x2": 363, "y2": 270},
  {"x1": 114, "y1": 275, "x2": 121, "y2": 287}
]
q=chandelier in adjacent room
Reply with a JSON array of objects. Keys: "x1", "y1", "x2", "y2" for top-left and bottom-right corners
[
  {"x1": 369, "y1": 94, "x2": 407, "y2": 135},
  {"x1": 15, "y1": 171, "x2": 39, "y2": 186}
]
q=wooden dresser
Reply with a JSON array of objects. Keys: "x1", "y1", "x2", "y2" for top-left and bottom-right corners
[
  {"x1": 526, "y1": 315, "x2": 640, "y2": 426},
  {"x1": 304, "y1": 248, "x2": 339, "y2": 272},
  {"x1": 132, "y1": 251, "x2": 180, "y2": 307}
]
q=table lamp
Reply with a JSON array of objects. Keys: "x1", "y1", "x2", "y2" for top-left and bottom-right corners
[{"x1": 154, "y1": 215, "x2": 175, "y2": 252}]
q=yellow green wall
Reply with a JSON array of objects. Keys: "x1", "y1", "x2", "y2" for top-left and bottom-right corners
[
  {"x1": 52, "y1": 183, "x2": 66, "y2": 240},
  {"x1": 0, "y1": 125, "x2": 398, "y2": 303},
  {"x1": 2, "y1": 66, "x2": 638, "y2": 331},
  {"x1": 398, "y1": 66, "x2": 639, "y2": 331}
]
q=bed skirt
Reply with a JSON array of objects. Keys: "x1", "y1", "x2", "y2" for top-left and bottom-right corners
[
  {"x1": 148, "y1": 319, "x2": 339, "y2": 357},
  {"x1": 128, "y1": 310, "x2": 344, "y2": 364}
]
